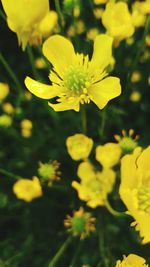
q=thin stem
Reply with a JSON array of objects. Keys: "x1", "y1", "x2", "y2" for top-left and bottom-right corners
[
  {"x1": 26, "y1": 46, "x2": 39, "y2": 79},
  {"x1": 0, "y1": 53, "x2": 23, "y2": 103},
  {"x1": 81, "y1": 106, "x2": 87, "y2": 134},
  {"x1": 99, "y1": 109, "x2": 106, "y2": 139},
  {"x1": 0, "y1": 168, "x2": 21, "y2": 180},
  {"x1": 48, "y1": 236, "x2": 72, "y2": 267},
  {"x1": 105, "y1": 199, "x2": 126, "y2": 217},
  {"x1": 54, "y1": 0, "x2": 64, "y2": 33}
]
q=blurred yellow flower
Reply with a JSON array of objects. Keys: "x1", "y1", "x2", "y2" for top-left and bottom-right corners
[
  {"x1": 25, "y1": 34, "x2": 121, "y2": 112},
  {"x1": 133, "y1": 1, "x2": 150, "y2": 15},
  {"x1": 13, "y1": 176, "x2": 42, "y2": 202},
  {"x1": 102, "y1": 2, "x2": 135, "y2": 42},
  {"x1": 96, "y1": 143, "x2": 122, "y2": 168},
  {"x1": 21, "y1": 119, "x2": 33, "y2": 130},
  {"x1": 86, "y1": 28, "x2": 100, "y2": 41},
  {"x1": 2, "y1": 102, "x2": 14, "y2": 114},
  {"x1": 131, "y1": 3, "x2": 146, "y2": 28},
  {"x1": 116, "y1": 254, "x2": 148, "y2": 267},
  {"x1": 0, "y1": 83, "x2": 9, "y2": 101},
  {"x1": 38, "y1": 160, "x2": 60, "y2": 186},
  {"x1": 130, "y1": 91, "x2": 141, "y2": 102},
  {"x1": 72, "y1": 161, "x2": 116, "y2": 208},
  {"x1": 66, "y1": 134, "x2": 93, "y2": 161},
  {"x1": 1, "y1": 0, "x2": 54, "y2": 49},
  {"x1": 0, "y1": 114, "x2": 12, "y2": 127},
  {"x1": 64, "y1": 207, "x2": 95, "y2": 239},
  {"x1": 120, "y1": 146, "x2": 150, "y2": 244},
  {"x1": 94, "y1": 0, "x2": 107, "y2": 4}
]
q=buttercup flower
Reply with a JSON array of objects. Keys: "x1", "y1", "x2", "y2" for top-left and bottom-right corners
[
  {"x1": 96, "y1": 143, "x2": 122, "y2": 168},
  {"x1": 72, "y1": 161, "x2": 116, "y2": 208},
  {"x1": 38, "y1": 160, "x2": 61, "y2": 185},
  {"x1": 13, "y1": 176, "x2": 42, "y2": 202},
  {"x1": 66, "y1": 134, "x2": 93, "y2": 161},
  {"x1": 64, "y1": 207, "x2": 95, "y2": 239},
  {"x1": 102, "y1": 2, "x2": 135, "y2": 42},
  {"x1": 120, "y1": 146, "x2": 150, "y2": 243},
  {"x1": 114, "y1": 129, "x2": 138, "y2": 154},
  {"x1": 25, "y1": 34, "x2": 121, "y2": 112},
  {"x1": 1, "y1": 0, "x2": 54, "y2": 49},
  {"x1": 116, "y1": 254, "x2": 148, "y2": 267}
]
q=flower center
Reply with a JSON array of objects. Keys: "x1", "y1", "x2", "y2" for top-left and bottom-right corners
[
  {"x1": 64, "y1": 65, "x2": 90, "y2": 94},
  {"x1": 72, "y1": 216, "x2": 86, "y2": 234},
  {"x1": 138, "y1": 185, "x2": 150, "y2": 214}
]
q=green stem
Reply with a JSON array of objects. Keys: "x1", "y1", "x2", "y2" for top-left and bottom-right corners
[
  {"x1": 48, "y1": 236, "x2": 72, "y2": 267},
  {"x1": 105, "y1": 199, "x2": 126, "y2": 217},
  {"x1": 0, "y1": 168, "x2": 21, "y2": 180},
  {"x1": 0, "y1": 53, "x2": 23, "y2": 103},
  {"x1": 26, "y1": 46, "x2": 39, "y2": 79},
  {"x1": 99, "y1": 109, "x2": 106, "y2": 139},
  {"x1": 81, "y1": 106, "x2": 87, "y2": 134},
  {"x1": 54, "y1": 0, "x2": 64, "y2": 33}
]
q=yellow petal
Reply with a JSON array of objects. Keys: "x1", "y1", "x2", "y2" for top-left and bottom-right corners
[
  {"x1": 88, "y1": 76, "x2": 121, "y2": 109},
  {"x1": 38, "y1": 11, "x2": 58, "y2": 37},
  {"x1": 90, "y1": 34, "x2": 113, "y2": 71},
  {"x1": 25, "y1": 76, "x2": 61, "y2": 99},
  {"x1": 137, "y1": 146, "x2": 150, "y2": 172},
  {"x1": 48, "y1": 98, "x2": 80, "y2": 112},
  {"x1": 43, "y1": 35, "x2": 75, "y2": 77}
]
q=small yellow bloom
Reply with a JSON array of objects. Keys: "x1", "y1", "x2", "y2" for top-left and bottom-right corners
[
  {"x1": 72, "y1": 161, "x2": 116, "y2": 208},
  {"x1": 0, "y1": 114, "x2": 12, "y2": 127},
  {"x1": 116, "y1": 254, "x2": 148, "y2": 267},
  {"x1": 21, "y1": 128, "x2": 32, "y2": 138},
  {"x1": 94, "y1": 0, "x2": 107, "y2": 5},
  {"x1": 130, "y1": 91, "x2": 141, "y2": 102},
  {"x1": 120, "y1": 146, "x2": 150, "y2": 244},
  {"x1": 0, "y1": 83, "x2": 9, "y2": 101},
  {"x1": 13, "y1": 176, "x2": 42, "y2": 202},
  {"x1": 96, "y1": 143, "x2": 122, "y2": 168},
  {"x1": 131, "y1": 71, "x2": 141, "y2": 83},
  {"x1": 35, "y1": 58, "x2": 47, "y2": 69},
  {"x1": 25, "y1": 34, "x2": 121, "y2": 112},
  {"x1": 1, "y1": 0, "x2": 50, "y2": 49},
  {"x1": 93, "y1": 8, "x2": 104, "y2": 19},
  {"x1": 64, "y1": 207, "x2": 95, "y2": 239},
  {"x1": 133, "y1": 1, "x2": 150, "y2": 15},
  {"x1": 21, "y1": 119, "x2": 33, "y2": 130},
  {"x1": 114, "y1": 129, "x2": 138, "y2": 154},
  {"x1": 131, "y1": 4, "x2": 146, "y2": 28},
  {"x1": 102, "y1": 2, "x2": 135, "y2": 42},
  {"x1": 66, "y1": 134, "x2": 93, "y2": 161},
  {"x1": 86, "y1": 28, "x2": 100, "y2": 41},
  {"x1": 2, "y1": 102, "x2": 14, "y2": 114}
]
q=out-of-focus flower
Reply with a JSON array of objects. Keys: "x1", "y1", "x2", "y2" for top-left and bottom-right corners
[
  {"x1": 133, "y1": 1, "x2": 150, "y2": 15},
  {"x1": 120, "y1": 146, "x2": 150, "y2": 244},
  {"x1": 0, "y1": 114, "x2": 12, "y2": 127},
  {"x1": 25, "y1": 34, "x2": 121, "y2": 112},
  {"x1": 96, "y1": 143, "x2": 122, "y2": 168},
  {"x1": 126, "y1": 37, "x2": 135, "y2": 46},
  {"x1": 0, "y1": 83, "x2": 9, "y2": 101},
  {"x1": 94, "y1": 0, "x2": 107, "y2": 4},
  {"x1": 114, "y1": 129, "x2": 138, "y2": 154},
  {"x1": 21, "y1": 119, "x2": 33, "y2": 138},
  {"x1": 63, "y1": 0, "x2": 81, "y2": 17},
  {"x1": 115, "y1": 254, "x2": 148, "y2": 267},
  {"x1": 131, "y1": 3, "x2": 146, "y2": 28},
  {"x1": 2, "y1": 102, "x2": 14, "y2": 114},
  {"x1": 102, "y1": 2, "x2": 135, "y2": 42},
  {"x1": 130, "y1": 91, "x2": 141, "y2": 102},
  {"x1": 66, "y1": 134, "x2": 93, "y2": 161},
  {"x1": 13, "y1": 176, "x2": 42, "y2": 202},
  {"x1": 131, "y1": 71, "x2": 141, "y2": 83},
  {"x1": 38, "y1": 160, "x2": 61, "y2": 185},
  {"x1": 145, "y1": 35, "x2": 150, "y2": 46},
  {"x1": 86, "y1": 28, "x2": 100, "y2": 41},
  {"x1": 1, "y1": 0, "x2": 58, "y2": 49},
  {"x1": 72, "y1": 161, "x2": 116, "y2": 208},
  {"x1": 93, "y1": 8, "x2": 104, "y2": 19},
  {"x1": 64, "y1": 207, "x2": 95, "y2": 239},
  {"x1": 35, "y1": 57, "x2": 47, "y2": 69}
]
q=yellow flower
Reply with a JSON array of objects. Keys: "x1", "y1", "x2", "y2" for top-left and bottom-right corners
[
  {"x1": 20, "y1": 119, "x2": 33, "y2": 130},
  {"x1": 2, "y1": 102, "x2": 14, "y2": 114},
  {"x1": 120, "y1": 146, "x2": 150, "y2": 244},
  {"x1": 114, "y1": 129, "x2": 138, "y2": 154},
  {"x1": 25, "y1": 34, "x2": 121, "y2": 112},
  {"x1": 96, "y1": 143, "x2": 122, "y2": 168},
  {"x1": 0, "y1": 82, "x2": 9, "y2": 101},
  {"x1": 133, "y1": 1, "x2": 150, "y2": 15},
  {"x1": 38, "y1": 160, "x2": 61, "y2": 186},
  {"x1": 94, "y1": 0, "x2": 107, "y2": 4},
  {"x1": 72, "y1": 161, "x2": 116, "y2": 208},
  {"x1": 13, "y1": 176, "x2": 42, "y2": 202},
  {"x1": 66, "y1": 134, "x2": 93, "y2": 161},
  {"x1": 102, "y1": 2, "x2": 135, "y2": 42},
  {"x1": 116, "y1": 254, "x2": 148, "y2": 267},
  {"x1": 131, "y1": 3, "x2": 146, "y2": 28},
  {"x1": 130, "y1": 91, "x2": 141, "y2": 102},
  {"x1": 1, "y1": 0, "x2": 50, "y2": 49},
  {"x1": 64, "y1": 207, "x2": 95, "y2": 239},
  {"x1": 0, "y1": 114, "x2": 12, "y2": 127}
]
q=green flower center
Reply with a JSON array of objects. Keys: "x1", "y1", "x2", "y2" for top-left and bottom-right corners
[
  {"x1": 138, "y1": 185, "x2": 150, "y2": 214},
  {"x1": 72, "y1": 216, "x2": 86, "y2": 234},
  {"x1": 119, "y1": 137, "x2": 137, "y2": 154},
  {"x1": 38, "y1": 164, "x2": 55, "y2": 180},
  {"x1": 90, "y1": 180, "x2": 102, "y2": 193},
  {"x1": 64, "y1": 65, "x2": 89, "y2": 94}
]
